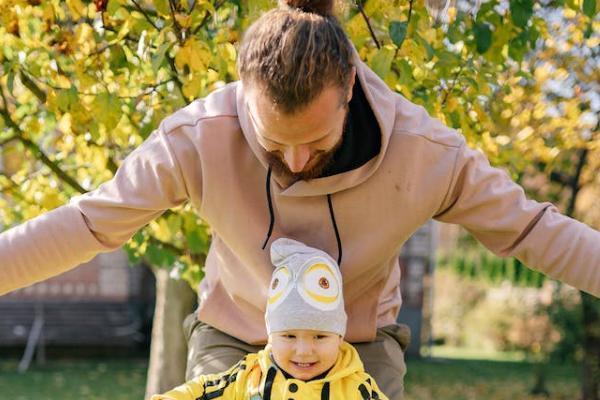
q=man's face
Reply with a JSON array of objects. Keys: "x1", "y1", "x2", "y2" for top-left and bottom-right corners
[
  {"x1": 246, "y1": 77, "x2": 354, "y2": 181},
  {"x1": 269, "y1": 329, "x2": 342, "y2": 380}
]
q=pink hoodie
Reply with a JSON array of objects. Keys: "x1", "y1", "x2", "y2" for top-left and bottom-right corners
[{"x1": 1, "y1": 51, "x2": 599, "y2": 344}]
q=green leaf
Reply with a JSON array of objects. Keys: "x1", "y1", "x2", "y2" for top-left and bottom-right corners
[
  {"x1": 370, "y1": 46, "x2": 395, "y2": 79},
  {"x1": 389, "y1": 21, "x2": 408, "y2": 48},
  {"x1": 154, "y1": 0, "x2": 171, "y2": 16},
  {"x1": 584, "y1": 22, "x2": 593, "y2": 38},
  {"x1": 414, "y1": 34, "x2": 435, "y2": 60},
  {"x1": 396, "y1": 59, "x2": 413, "y2": 87},
  {"x1": 510, "y1": 0, "x2": 533, "y2": 28},
  {"x1": 93, "y1": 92, "x2": 121, "y2": 128},
  {"x1": 508, "y1": 31, "x2": 529, "y2": 61},
  {"x1": 583, "y1": 0, "x2": 597, "y2": 17},
  {"x1": 186, "y1": 230, "x2": 209, "y2": 254},
  {"x1": 57, "y1": 87, "x2": 78, "y2": 112},
  {"x1": 565, "y1": 0, "x2": 578, "y2": 9},
  {"x1": 449, "y1": 111, "x2": 461, "y2": 129},
  {"x1": 461, "y1": 76, "x2": 479, "y2": 90},
  {"x1": 473, "y1": 23, "x2": 492, "y2": 54},
  {"x1": 447, "y1": 21, "x2": 462, "y2": 44},
  {"x1": 528, "y1": 26, "x2": 540, "y2": 48},
  {"x1": 7, "y1": 71, "x2": 15, "y2": 95},
  {"x1": 152, "y1": 43, "x2": 171, "y2": 71},
  {"x1": 145, "y1": 244, "x2": 177, "y2": 267},
  {"x1": 109, "y1": 45, "x2": 128, "y2": 70},
  {"x1": 107, "y1": 0, "x2": 122, "y2": 16}
]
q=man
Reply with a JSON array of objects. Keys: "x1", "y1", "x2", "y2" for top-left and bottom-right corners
[{"x1": 1, "y1": 1, "x2": 599, "y2": 399}]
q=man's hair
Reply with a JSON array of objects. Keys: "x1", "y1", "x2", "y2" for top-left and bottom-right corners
[{"x1": 238, "y1": 0, "x2": 354, "y2": 114}]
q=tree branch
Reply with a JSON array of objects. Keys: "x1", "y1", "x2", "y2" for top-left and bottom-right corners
[
  {"x1": 166, "y1": 56, "x2": 186, "y2": 100},
  {"x1": 566, "y1": 148, "x2": 588, "y2": 218},
  {"x1": 19, "y1": 70, "x2": 47, "y2": 103},
  {"x1": 20, "y1": 67, "x2": 176, "y2": 100},
  {"x1": 0, "y1": 84, "x2": 87, "y2": 194},
  {"x1": 192, "y1": 0, "x2": 226, "y2": 35},
  {"x1": 408, "y1": 0, "x2": 415, "y2": 23},
  {"x1": 0, "y1": 135, "x2": 19, "y2": 147},
  {"x1": 442, "y1": 65, "x2": 464, "y2": 105},
  {"x1": 18, "y1": 136, "x2": 88, "y2": 194},
  {"x1": 131, "y1": 0, "x2": 161, "y2": 31},
  {"x1": 188, "y1": 0, "x2": 197, "y2": 15},
  {"x1": 356, "y1": 0, "x2": 381, "y2": 49},
  {"x1": 169, "y1": 0, "x2": 184, "y2": 43},
  {"x1": 148, "y1": 234, "x2": 206, "y2": 266},
  {"x1": 549, "y1": 171, "x2": 571, "y2": 186}
]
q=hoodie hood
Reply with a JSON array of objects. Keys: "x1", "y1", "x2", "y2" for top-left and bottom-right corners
[
  {"x1": 236, "y1": 45, "x2": 396, "y2": 197},
  {"x1": 258, "y1": 341, "x2": 364, "y2": 383}
]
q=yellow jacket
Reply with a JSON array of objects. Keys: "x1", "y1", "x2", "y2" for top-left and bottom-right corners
[{"x1": 152, "y1": 341, "x2": 388, "y2": 400}]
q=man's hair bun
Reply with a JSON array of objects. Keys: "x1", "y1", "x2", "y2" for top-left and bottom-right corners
[{"x1": 278, "y1": 0, "x2": 334, "y2": 16}]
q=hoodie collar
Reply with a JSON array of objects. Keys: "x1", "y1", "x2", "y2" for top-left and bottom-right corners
[
  {"x1": 236, "y1": 45, "x2": 396, "y2": 197},
  {"x1": 257, "y1": 341, "x2": 364, "y2": 383}
]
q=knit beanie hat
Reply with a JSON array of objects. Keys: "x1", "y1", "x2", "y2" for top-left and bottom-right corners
[{"x1": 265, "y1": 238, "x2": 347, "y2": 336}]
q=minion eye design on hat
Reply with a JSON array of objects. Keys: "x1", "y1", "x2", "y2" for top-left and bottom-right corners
[
  {"x1": 267, "y1": 266, "x2": 293, "y2": 309},
  {"x1": 298, "y1": 261, "x2": 341, "y2": 311}
]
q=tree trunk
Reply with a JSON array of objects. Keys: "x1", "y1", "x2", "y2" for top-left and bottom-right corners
[
  {"x1": 581, "y1": 291, "x2": 599, "y2": 400},
  {"x1": 145, "y1": 267, "x2": 197, "y2": 399}
]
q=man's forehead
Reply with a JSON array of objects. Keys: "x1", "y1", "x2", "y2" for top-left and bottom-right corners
[{"x1": 247, "y1": 87, "x2": 346, "y2": 144}]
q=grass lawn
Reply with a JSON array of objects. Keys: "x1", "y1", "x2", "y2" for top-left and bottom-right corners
[
  {"x1": 405, "y1": 358, "x2": 579, "y2": 400},
  {"x1": 0, "y1": 356, "x2": 579, "y2": 400},
  {"x1": 0, "y1": 358, "x2": 147, "y2": 400}
]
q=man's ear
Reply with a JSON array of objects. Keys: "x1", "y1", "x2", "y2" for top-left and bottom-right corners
[{"x1": 346, "y1": 67, "x2": 356, "y2": 103}]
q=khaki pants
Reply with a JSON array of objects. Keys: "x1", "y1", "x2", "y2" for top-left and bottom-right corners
[{"x1": 183, "y1": 313, "x2": 410, "y2": 400}]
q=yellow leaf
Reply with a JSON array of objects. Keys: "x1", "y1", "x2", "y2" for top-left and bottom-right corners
[
  {"x1": 58, "y1": 113, "x2": 72, "y2": 135},
  {"x1": 42, "y1": 3, "x2": 56, "y2": 26},
  {"x1": 447, "y1": 97, "x2": 459, "y2": 112},
  {"x1": 74, "y1": 23, "x2": 96, "y2": 55},
  {"x1": 40, "y1": 192, "x2": 63, "y2": 210},
  {"x1": 150, "y1": 219, "x2": 173, "y2": 242},
  {"x1": 175, "y1": 38, "x2": 210, "y2": 73},
  {"x1": 108, "y1": 18, "x2": 131, "y2": 44},
  {"x1": 66, "y1": 0, "x2": 86, "y2": 20},
  {"x1": 175, "y1": 14, "x2": 192, "y2": 29},
  {"x1": 53, "y1": 74, "x2": 72, "y2": 89},
  {"x1": 182, "y1": 73, "x2": 204, "y2": 100},
  {"x1": 217, "y1": 42, "x2": 237, "y2": 62}
]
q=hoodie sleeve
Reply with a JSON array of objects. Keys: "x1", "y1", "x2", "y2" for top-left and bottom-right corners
[
  {"x1": 0, "y1": 128, "x2": 190, "y2": 296},
  {"x1": 151, "y1": 360, "x2": 248, "y2": 400},
  {"x1": 434, "y1": 140, "x2": 600, "y2": 297},
  {"x1": 356, "y1": 374, "x2": 390, "y2": 400}
]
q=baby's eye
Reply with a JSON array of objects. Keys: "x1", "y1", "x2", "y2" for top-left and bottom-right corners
[{"x1": 315, "y1": 335, "x2": 327, "y2": 340}]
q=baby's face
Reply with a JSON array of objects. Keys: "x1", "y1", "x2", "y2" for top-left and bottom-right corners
[{"x1": 270, "y1": 329, "x2": 342, "y2": 380}]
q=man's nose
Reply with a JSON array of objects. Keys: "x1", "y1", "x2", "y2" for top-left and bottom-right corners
[{"x1": 283, "y1": 145, "x2": 311, "y2": 173}]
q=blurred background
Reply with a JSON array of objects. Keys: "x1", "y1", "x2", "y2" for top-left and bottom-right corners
[{"x1": 0, "y1": 0, "x2": 598, "y2": 399}]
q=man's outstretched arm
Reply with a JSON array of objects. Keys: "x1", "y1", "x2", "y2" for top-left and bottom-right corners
[
  {"x1": 0, "y1": 128, "x2": 190, "y2": 295},
  {"x1": 435, "y1": 139, "x2": 600, "y2": 297}
]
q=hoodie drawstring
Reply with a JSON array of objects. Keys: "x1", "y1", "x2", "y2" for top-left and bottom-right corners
[
  {"x1": 327, "y1": 194, "x2": 342, "y2": 265},
  {"x1": 321, "y1": 381, "x2": 331, "y2": 400},
  {"x1": 261, "y1": 166, "x2": 275, "y2": 250},
  {"x1": 262, "y1": 167, "x2": 343, "y2": 265}
]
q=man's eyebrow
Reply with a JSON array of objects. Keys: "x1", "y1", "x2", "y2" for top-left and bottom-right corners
[{"x1": 261, "y1": 131, "x2": 332, "y2": 146}]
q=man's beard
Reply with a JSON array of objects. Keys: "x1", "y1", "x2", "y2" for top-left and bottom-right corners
[{"x1": 263, "y1": 133, "x2": 344, "y2": 182}]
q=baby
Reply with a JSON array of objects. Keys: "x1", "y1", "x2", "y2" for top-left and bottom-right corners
[{"x1": 153, "y1": 238, "x2": 388, "y2": 399}]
